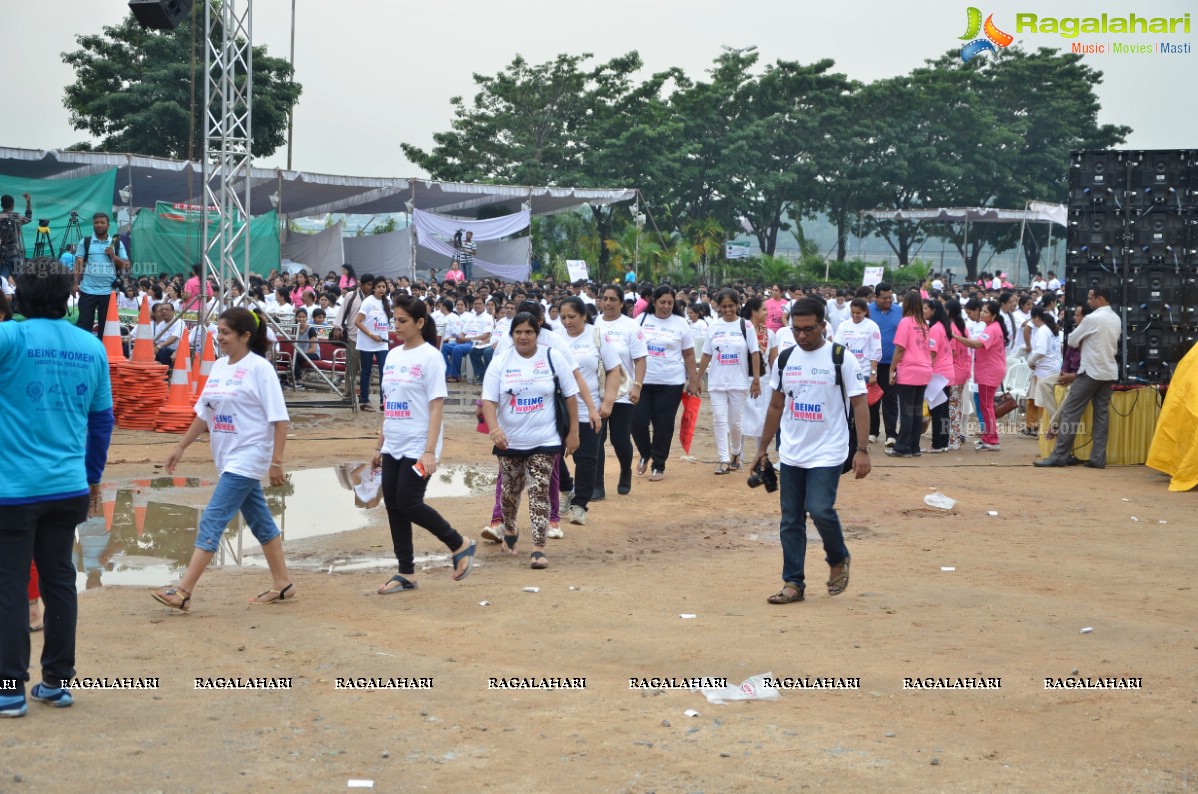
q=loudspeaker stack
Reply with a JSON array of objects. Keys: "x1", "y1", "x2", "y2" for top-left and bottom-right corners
[{"x1": 1067, "y1": 149, "x2": 1197, "y2": 384}]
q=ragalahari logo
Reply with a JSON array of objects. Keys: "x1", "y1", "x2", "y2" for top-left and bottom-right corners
[{"x1": 959, "y1": 7, "x2": 1014, "y2": 61}]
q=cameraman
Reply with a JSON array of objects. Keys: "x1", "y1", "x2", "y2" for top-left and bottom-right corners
[
  {"x1": 752, "y1": 298, "x2": 871, "y2": 606},
  {"x1": 74, "y1": 212, "x2": 128, "y2": 339},
  {"x1": 0, "y1": 193, "x2": 32, "y2": 282}
]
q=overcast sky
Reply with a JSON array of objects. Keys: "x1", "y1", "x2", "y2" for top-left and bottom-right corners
[{"x1": 5, "y1": 0, "x2": 1193, "y2": 182}]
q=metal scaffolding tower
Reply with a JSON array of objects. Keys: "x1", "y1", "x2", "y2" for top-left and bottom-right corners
[{"x1": 200, "y1": 0, "x2": 253, "y2": 329}]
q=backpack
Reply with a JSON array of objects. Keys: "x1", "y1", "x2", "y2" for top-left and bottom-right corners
[
  {"x1": 0, "y1": 214, "x2": 18, "y2": 249},
  {"x1": 775, "y1": 342, "x2": 857, "y2": 475}
]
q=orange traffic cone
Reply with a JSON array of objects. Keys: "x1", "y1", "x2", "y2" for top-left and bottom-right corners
[
  {"x1": 193, "y1": 324, "x2": 216, "y2": 397},
  {"x1": 101, "y1": 483, "x2": 117, "y2": 532},
  {"x1": 130, "y1": 296, "x2": 155, "y2": 363},
  {"x1": 155, "y1": 326, "x2": 198, "y2": 433},
  {"x1": 132, "y1": 486, "x2": 149, "y2": 537},
  {"x1": 101, "y1": 292, "x2": 125, "y2": 362}
]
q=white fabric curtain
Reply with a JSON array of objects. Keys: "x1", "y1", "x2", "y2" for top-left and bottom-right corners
[
  {"x1": 412, "y1": 207, "x2": 530, "y2": 241},
  {"x1": 343, "y1": 228, "x2": 412, "y2": 281},
  {"x1": 416, "y1": 237, "x2": 530, "y2": 282},
  {"x1": 281, "y1": 223, "x2": 346, "y2": 275}
]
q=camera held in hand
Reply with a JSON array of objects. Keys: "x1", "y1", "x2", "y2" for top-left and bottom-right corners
[{"x1": 747, "y1": 456, "x2": 778, "y2": 493}]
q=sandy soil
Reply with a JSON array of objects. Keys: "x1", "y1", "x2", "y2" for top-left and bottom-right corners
[{"x1": 4, "y1": 402, "x2": 1195, "y2": 794}]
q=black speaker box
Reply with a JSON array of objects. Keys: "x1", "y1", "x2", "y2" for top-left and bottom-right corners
[
  {"x1": 1127, "y1": 212, "x2": 1187, "y2": 265},
  {"x1": 1069, "y1": 266, "x2": 1124, "y2": 307},
  {"x1": 129, "y1": 0, "x2": 193, "y2": 30},
  {"x1": 1128, "y1": 150, "x2": 1190, "y2": 209}
]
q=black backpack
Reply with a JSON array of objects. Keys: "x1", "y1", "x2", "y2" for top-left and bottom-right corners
[
  {"x1": 775, "y1": 342, "x2": 857, "y2": 475},
  {"x1": 0, "y1": 214, "x2": 19, "y2": 249}
]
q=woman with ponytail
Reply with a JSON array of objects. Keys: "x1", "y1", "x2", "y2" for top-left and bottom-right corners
[
  {"x1": 952, "y1": 300, "x2": 1008, "y2": 452},
  {"x1": 152, "y1": 307, "x2": 296, "y2": 611}
]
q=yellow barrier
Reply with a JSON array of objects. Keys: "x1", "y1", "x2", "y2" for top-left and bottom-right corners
[{"x1": 1038, "y1": 385, "x2": 1162, "y2": 465}]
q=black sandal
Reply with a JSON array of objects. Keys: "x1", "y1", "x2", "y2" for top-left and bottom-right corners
[
  {"x1": 378, "y1": 574, "x2": 417, "y2": 594},
  {"x1": 151, "y1": 585, "x2": 191, "y2": 612},
  {"x1": 502, "y1": 531, "x2": 519, "y2": 555},
  {"x1": 530, "y1": 551, "x2": 549, "y2": 569},
  {"x1": 767, "y1": 582, "x2": 804, "y2": 604},
  {"x1": 250, "y1": 582, "x2": 295, "y2": 604}
]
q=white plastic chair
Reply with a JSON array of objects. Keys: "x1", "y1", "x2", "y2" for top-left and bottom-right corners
[{"x1": 1005, "y1": 361, "x2": 1032, "y2": 403}]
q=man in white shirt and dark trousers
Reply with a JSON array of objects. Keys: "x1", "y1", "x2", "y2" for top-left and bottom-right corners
[
  {"x1": 753, "y1": 298, "x2": 872, "y2": 605},
  {"x1": 332, "y1": 273, "x2": 374, "y2": 403},
  {"x1": 1034, "y1": 286, "x2": 1122, "y2": 469}
]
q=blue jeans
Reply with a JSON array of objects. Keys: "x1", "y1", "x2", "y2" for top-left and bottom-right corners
[
  {"x1": 359, "y1": 349, "x2": 387, "y2": 406},
  {"x1": 195, "y1": 472, "x2": 280, "y2": 553},
  {"x1": 442, "y1": 342, "x2": 472, "y2": 378},
  {"x1": 778, "y1": 463, "x2": 848, "y2": 586},
  {"x1": 0, "y1": 494, "x2": 88, "y2": 694},
  {"x1": 468, "y1": 346, "x2": 493, "y2": 382}
]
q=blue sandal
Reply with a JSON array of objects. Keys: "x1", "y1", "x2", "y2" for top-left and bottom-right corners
[
  {"x1": 378, "y1": 574, "x2": 417, "y2": 594},
  {"x1": 452, "y1": 541, "x2": 477, "y2": 581}
]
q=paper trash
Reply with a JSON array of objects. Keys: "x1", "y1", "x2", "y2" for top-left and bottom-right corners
[
  {"x1": 924, "y1": 492, "x2": 956, "y2": 510},
  {"x1": 697, "y1": 673, "x2": 781, "y2": 705}
]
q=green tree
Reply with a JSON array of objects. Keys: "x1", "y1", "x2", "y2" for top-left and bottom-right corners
[{"x1": 61, "y1": 10, "x2": 301, "y2": 159}]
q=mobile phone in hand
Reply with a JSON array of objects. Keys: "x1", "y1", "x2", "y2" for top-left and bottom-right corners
[{"x1": 412, "y1": 461, "x2": 428, "y2": 478}]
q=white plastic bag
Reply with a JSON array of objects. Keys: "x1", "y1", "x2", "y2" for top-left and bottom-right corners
[{"x1": 697, "y1": 673, "x2": 781, "y2": 705}]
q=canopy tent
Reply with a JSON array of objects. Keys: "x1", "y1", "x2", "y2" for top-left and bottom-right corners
[
  {"x1": 132, "y1": 202, "x2": 281, "y2": 277},
  {"x1": 0, "y1": 168, "x2": 117, "y2": 257},
  {"x1": 863, "y1": 202, "x2": 1067, "y2": 284},
  {"x1": 0, "y1": 147, "x2": 635, "y2": 220}
]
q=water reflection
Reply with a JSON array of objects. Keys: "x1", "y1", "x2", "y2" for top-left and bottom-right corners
[{"x1": 76, "y1": 464, "x2": 494, "y2": 590}]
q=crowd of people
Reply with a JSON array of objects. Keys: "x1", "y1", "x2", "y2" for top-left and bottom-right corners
[{"x1": 4, "y1": 236, "x2": 1125, "y2": 715}]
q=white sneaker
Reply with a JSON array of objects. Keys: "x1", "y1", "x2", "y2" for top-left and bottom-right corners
[
  {"x1": 885, "y1": 437, "x2": 896, "y2": 447},
  {"x1": 480, "y1": 523, "x2": 503, "y2": 543},
  {"x1": 868, "y1": 435, "x2": 877, "y2": 444},
  {"x1": 568, "y1": 504, "x2": 587, "y2": 525},
  {"x1": 547, "y1": 522, "x2": 564, "y2": 539}
]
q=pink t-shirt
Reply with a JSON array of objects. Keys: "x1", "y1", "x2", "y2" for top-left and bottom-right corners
[
  {"x1": 183, "y1": 275, "x2": 213, "y2": 310},
  {"x1": 764, "y1": 298, "x2": 788, "y2": 332},
  {"x1": 927, "y1": 322, "x2": 954, "y2": 380},
  {"x1": 971, "y1": 321, "x2": 1007, "y2": 387},
  {"x1": 893, "y1": 316, "x2": 932, "y2": 385},
  {"x1": 949, "y1": 327, "x2": 972, "y2": 386},
  {"x1": 444, "y1": 268, "x2": 465, "y2": 283}
]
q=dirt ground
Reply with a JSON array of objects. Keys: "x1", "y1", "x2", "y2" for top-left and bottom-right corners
[{"x1": 4, "y1": 400, "x2": 1195, "y2": 794}]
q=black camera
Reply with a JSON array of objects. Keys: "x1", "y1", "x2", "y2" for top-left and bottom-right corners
[{"x1": 747, "y1": 457, "x2": 778, "y2": 493}]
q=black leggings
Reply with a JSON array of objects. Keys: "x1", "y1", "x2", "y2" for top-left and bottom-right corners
[
  {"x1": 567, "y1": 421, "x2": 600, "y2": 509},
  {"x1": 381, "y1": 454, "x2": 462, "y2": 575},
  {"x1": 595, "y1": 402, "x2": 634, "y2": 488},
  {"x1": 631, "y1": 383, "x2": 684, "y2": 473}
]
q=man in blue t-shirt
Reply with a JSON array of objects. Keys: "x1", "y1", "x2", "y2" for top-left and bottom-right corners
[
  {"x1": 73, "y1": 212, "x2": 128, "y2": 340},
  {"x1": 866, "y1": 282, "x2": 903, "y2": 446},
  {"x1": 0, "y1": 257, "x2": 114, "y2": 716}
]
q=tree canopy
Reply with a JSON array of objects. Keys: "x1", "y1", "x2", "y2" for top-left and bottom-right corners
[{"x1": 61, "y1": 12, "x2": 301, "y2": 160}]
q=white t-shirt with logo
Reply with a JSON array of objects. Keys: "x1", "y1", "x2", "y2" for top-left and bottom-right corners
[
  {"x1": 702, "y1": 318, "x2": 760, "y2": 392},
  {"x1": 833, "y1": 318, "x2": 883, "y2": 367},
  {"x1": 558, "y1": 326, "x2": 622, "y2": 423},
  {"x1": 482, "y1": 347, "x2": 580, "y2": 451},
  {"x1": 771, "y1": 342, "x2": 865, "y2": 469},
  {"x1": 195, "y1": 353, "x2": 289, "y2": 479},
  {"x1": 638, "y1": 313, "x2": 694, "y2": 386},
  {"x1": 593, "y1": 314, "x2": 649, "y2": 405},
  {"x1": 463, "y1": 310, "x2": 495, "y2": 348},
  {"x1": 356, "y1": 295, "x2": 391, "y2": 352},
  {"x1": 380, "y1": 343, "x2": 447, "y2": 460}
]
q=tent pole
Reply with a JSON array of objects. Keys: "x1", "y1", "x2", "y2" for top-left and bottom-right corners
[
  {"x1": 1015, "y1": 205, "x2": 1028, "y2": 286},
  {"x1": 409, "y1": 184, "x2": 417, "y2": 284}
]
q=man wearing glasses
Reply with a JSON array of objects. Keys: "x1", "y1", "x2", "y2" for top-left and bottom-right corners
[{"x1": 753, "y1": 299, "x2": 871, "y2": 606}]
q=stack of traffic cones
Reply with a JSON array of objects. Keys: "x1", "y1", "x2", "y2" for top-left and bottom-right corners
[
  {"x1": 155, "y1": 326, "x2": 198, "y2": 433},
  {"x1": 112, "y1": 297, "x2": 169, "y2": 430}
]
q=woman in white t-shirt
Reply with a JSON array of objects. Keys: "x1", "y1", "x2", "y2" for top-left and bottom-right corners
[
  {"x1": 593, "y1": 284, "x2": 648, "y2": 497},
  {"x1": 556, "y1": 296, "x2": 619, "y2": 525},
  {"x1": 631, "y1": 286, "x2": 700, "y2": 482},
  {"x1": 695, "y1": 288, "x2": 761, "y2": 474},
  {"x1": 152, "y1": 308, "x2": 295, "y2": 611},
  {"x1": 354, "y1": 280, "x2": 391, "y2": 411},
  {"x1": 481, "y1": 312, "x2": 580, "y2": 569},
  {"x1": 686, "y1": 302, "x2": 710, "y2": 356},
  {"x1": 832, "y1": 298, "x2": 882, "y2": 383},
  {"x1": 371, "y1": 295, "x2": 476, "y2": 593},
  {"x1": 1025, "y1": 306, "x2": 1062, "y2": 436},
  {"x1": 739, "y1": 296, "x2": 780, "y2": 451}
]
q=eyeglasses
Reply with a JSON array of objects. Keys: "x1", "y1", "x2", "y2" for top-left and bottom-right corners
[{"x1": 793, "y1": 325, "x2": 821, "y2": 336}]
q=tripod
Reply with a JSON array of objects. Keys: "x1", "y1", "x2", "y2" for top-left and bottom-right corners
[
  {"x1": 57, "y1": 212, "x2": 84, "y2": 259},
  {"x1": 33, "y1": 222, "x2": 55, "y2": 258}
]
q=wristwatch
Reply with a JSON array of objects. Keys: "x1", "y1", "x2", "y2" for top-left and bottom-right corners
[{"x1": 856, "y1": 446, "x2": 870, "y2": 453}]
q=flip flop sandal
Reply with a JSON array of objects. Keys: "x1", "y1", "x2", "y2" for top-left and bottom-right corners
[
  {"x1": 767, "y1": 582, "x2": 805, "y2": 604},
  {"x1": 728, "y1": 455, "x2": 742, "y2": 471},
  {"x1": 530, "y1": 551, "x2": 549, "y2": 569},
  {"x1": 636, "y1": 457, "x2": 649, "y2": 476},
  {"x1": 827, "y1": 556, "x2": 851, "y2": 596},
  {"x1": 502, "y1": 531, "x2": 519, "y2": 555},
  {"x1": 713, "y1": 462, "x2": 732, "y2": 475},
  {"x1": 378, "y1": 574, "x2": 417, "y2": 594},
  {"x1": 451, "y1": 541, "x2": 477, "y2": 582},
  {"x1": 250, "y1": 582, "x2": 295, "y2": 604},
  {"x1": 151, "y1": 586, "x2": 191, "y2": 612}
]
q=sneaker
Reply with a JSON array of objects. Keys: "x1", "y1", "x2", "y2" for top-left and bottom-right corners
[
  {"x1": 480, "y1": 522, "x2": 503, "y2": 543},
  {"x1": 591, "y1": 487, "x2": 606, "y2": 502},
  {"x1": 568, "y1": 504, "x2": 587, "y2": 526},
  {"x1": 0, "y1": 695, "x2": 27, "y2": 718},
  {"x1": 868, "y1": 434, "x2": 878, "y2": 444},
  {"x1": 929, "y1": 447, "x2": 948, "y2": 454},
  {"x1": 30, "y1": 683, "x2": 73, "y2": 708},
  {"x1": 547, "y1": 522, "x2": 564, "y2": 539},
  {"x1": 975, "y1": 442, "x2": 1001, "y2": 452},
  {"x1": 948, "y1": 442, "x2": 961, "y2": 451},
  {"x1": 884, "y1": 437, "x2": 896, "y2": 447}
]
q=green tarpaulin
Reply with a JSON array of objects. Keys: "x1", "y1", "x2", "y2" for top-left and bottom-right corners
[
  {"x1": 0, "y1": 168, "x2": 117, "y2": 258},
  {"x1": 131, "y1": 203, "x2": 280, "y2": 277}
]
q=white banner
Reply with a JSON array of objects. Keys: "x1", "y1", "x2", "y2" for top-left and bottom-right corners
[
  {"x1": 411, "y1": 207, "x2": 530, "y2": 242},
  {"x1": 726, "y1": 241, "x2": 751, "y2": 260},
  {"x1": 863, "y1": 266, "x2": 885, "y2": 287},
  {"x1": 565, "y1": 260, "x2": 589, "y2": 283}
]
